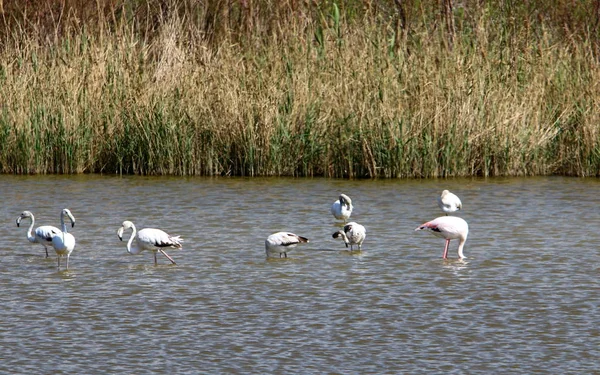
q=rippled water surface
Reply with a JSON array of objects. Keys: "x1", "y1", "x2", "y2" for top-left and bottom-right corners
[{"x1": 0, "y1": 175, "x2": 598, "y2": 374}]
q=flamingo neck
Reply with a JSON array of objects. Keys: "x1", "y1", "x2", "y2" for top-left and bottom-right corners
[
  {"x1": 342, "y1": 202, "x2": 351, "y2": 212},
  {"x1": 60, "y1": 212, "x2": 68, "y2": 233},
  {"x1": 126, "y1": 224, "x2": 141, "y2": 254},
  {"x1": 338, "y1": 231, "x2": 350, "y2": 246},
  {"x1": 457, "y1": 237, "x2": 467, "y2": 259},
  {"x1": 26, "y1": 215, "x2": 36, "y2": 243}
]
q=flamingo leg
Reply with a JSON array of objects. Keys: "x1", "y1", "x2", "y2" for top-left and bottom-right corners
[
  {"x1": 159, "y1": 249, "x2": 177, "y2": 264},
  {"x1": 44, "y1": 246, "x2": 49, "y2": 258},
  {"x1": 442, "y1": 239, "x2": 450, "y2": 259},
  {"x1": 57, "y1": 256, "x2": 60, "y2": 269},
  {"x1": 66, "y1": 255, "x2": 69, "y2": 270}
]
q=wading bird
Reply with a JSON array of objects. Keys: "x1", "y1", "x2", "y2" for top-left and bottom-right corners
[
  {"x1": 265, "y1": 232, "x2": 309, "y2": 258},
  {"x1": 331, "y1": 194, "x2": 353, "y2": 223},
  {"x1": 51, "y1": 208, "x2": 76, "y2": 269},
  {"x1": 415, "y1": 216, "x2": 469, "y2": 259},
  {"x1": 437, "y1": 190, "x2": 462, "y2": 215},
  {"x1": 117, "y1": 221, "x2": 182, "y2": 265},
  {"x1": 332, "y1": 221, "x2": 366, "y2": 251},
  {"x1": 16, "y1": 211, "x2": 61, "y2": 258}
]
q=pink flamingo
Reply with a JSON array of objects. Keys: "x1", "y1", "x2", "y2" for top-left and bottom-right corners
[{"x1": 415, "y1": 216, "x2": 469, "y2": 259}]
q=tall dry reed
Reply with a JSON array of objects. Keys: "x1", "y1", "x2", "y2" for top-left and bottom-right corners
[{"x1": 0, "y1": 0, "x2": 599, "y2": 177}]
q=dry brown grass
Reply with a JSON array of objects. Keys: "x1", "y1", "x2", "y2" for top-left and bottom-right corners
[{"x1": 1, "y1": 0, "x2": 599, "y2": 177}]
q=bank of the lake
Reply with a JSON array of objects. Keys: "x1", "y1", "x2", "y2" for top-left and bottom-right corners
[{"x1": 1, "y1": 1, "x2": 599, "y2": 177}]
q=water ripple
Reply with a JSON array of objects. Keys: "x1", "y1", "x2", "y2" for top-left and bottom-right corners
[{"x1": 0, "y1": 176, "x2": 598, "y2": 373}]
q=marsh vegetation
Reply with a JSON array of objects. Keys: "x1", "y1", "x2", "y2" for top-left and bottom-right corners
[{"x1": 1, "y1": 0, "x2": 599, "y2": 177}]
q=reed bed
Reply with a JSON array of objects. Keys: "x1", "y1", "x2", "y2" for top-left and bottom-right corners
[{"x1": 1, "y1": 0, "x2": 599, "y2": 177}]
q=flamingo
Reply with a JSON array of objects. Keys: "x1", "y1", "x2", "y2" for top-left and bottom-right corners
[
  {"x1": 117, "y1": 221, "x2": 182, "y2": 265},
  {"x1": 415, "y1": 216, "x2": 469, "y2": 259},
  {"x1": 16, "y1": 211, "x2": 61, "y2": 258},
  {"x1": 331, "y1": 194, "x2": 353, "y2": 222},
  {"x1": 437, "y1": 190, "x2": 462, "y2": 215},
  {"x1": 51, "y1": 208, "x2": 76, "y2": 269},
  {"x1": 265, "y1": 232, "x2": 309, "y2": 258},
  {"x1": 332, "y1": 221, "x2": 366, "y2": 251}
]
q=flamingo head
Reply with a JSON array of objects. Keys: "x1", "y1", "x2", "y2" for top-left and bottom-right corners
[
  {"x1": 16, "y1": 211, "x2": 33, "y2": 227},
  {"x1": 62, "y1": 208, "x2": 76, "y2": 228},
  {"x1": 117, "y1": 220, "x2": 134, "y2": 241},
  {"x1": 332, "y1": 230, "x2": 349, "y2": 247}
]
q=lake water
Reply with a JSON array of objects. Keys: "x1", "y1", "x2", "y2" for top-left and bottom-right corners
[{"x1": 0, "y1": 175, "x2": 598, "y2": 374}]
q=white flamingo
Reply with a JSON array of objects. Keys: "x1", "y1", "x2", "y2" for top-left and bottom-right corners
[
  {"x1": 415, "y1": 216, "x2": 469, "y2": 259},
  {"x1": 331, "y1": 194, "x2": 353, "y2": 222},
  {"x1": 51, "y1": 208, "x2": 76, "y2": 269},
  {"x1": 117, "y1": 220, "x2": 182, "y2": 265},
  {"x1": 332, "y1": 221, "x2": 366, "y2": 251},
  {"x1": 437, "y1": 190, "x2": 462, "y2": 215},
  {"x1": 265, "y1": 232, "x2": 309, "y2": 258},
  {"x1": 16, "y1": 211, "x2": 61, "y2": 258}
]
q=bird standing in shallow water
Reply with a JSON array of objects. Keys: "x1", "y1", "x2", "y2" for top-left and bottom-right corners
[
  {"x1": 331, "y1": 194, "x2": 353, "y2": 223},
  {"x1": 332, "y1": 222, "x2": 366, "y2": 251},
  {"x1": 117, "y1": 221, "x2": 182, "y2": 265},
  {"x1": 265, "y1": 232, "x2": 309, "y2": 258},
  {"x1": 51, "y1": 208, "x2": 76, "y2": 270},
  {"x1": 415, "y1": 216, "x2": 469, "y2": 259},
  {"x1": 16, "y1": 211, "x2": 61, "y2": 258},
  {"x1": 437, "y1": 190, "x2": 462, "y2": 215}
]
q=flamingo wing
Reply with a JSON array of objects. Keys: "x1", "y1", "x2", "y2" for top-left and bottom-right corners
[
  {"x1": 344, "y1": 223, "x2": 365, "y2": 244},
  {"x1": 138, "y1": 228, "x2": 183, "y2": 249},
  {"x1": 280, "y1": 233, "x2": 308, "y2": 246},
  {"x1": 267, "y1": 232, "x2": 309, "y2": 246},
  {"x1": 416, "y1": 216, "x2": 467, "y2": 240},
  {"x1": 350, "y1": 228, "x2": 365, "y2": 245},
  {"x1": 35, "y1": 226, "x2": 61, "y2": 242}
]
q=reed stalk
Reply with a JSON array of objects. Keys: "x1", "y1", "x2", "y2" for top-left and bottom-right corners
[{"x1": 0, "y1": 0, "x2": 599, "y2": 177}]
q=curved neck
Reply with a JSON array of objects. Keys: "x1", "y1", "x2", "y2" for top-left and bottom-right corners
[
  {"x1": 127, "y1": 224, "x2": 140, "y2": 254},
  {"x1": 338, "y1": 230, "x2": 350, "y2": 245},
  {"x1": 26, "y1": 215, "x2": 36, "y2": 243}
]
